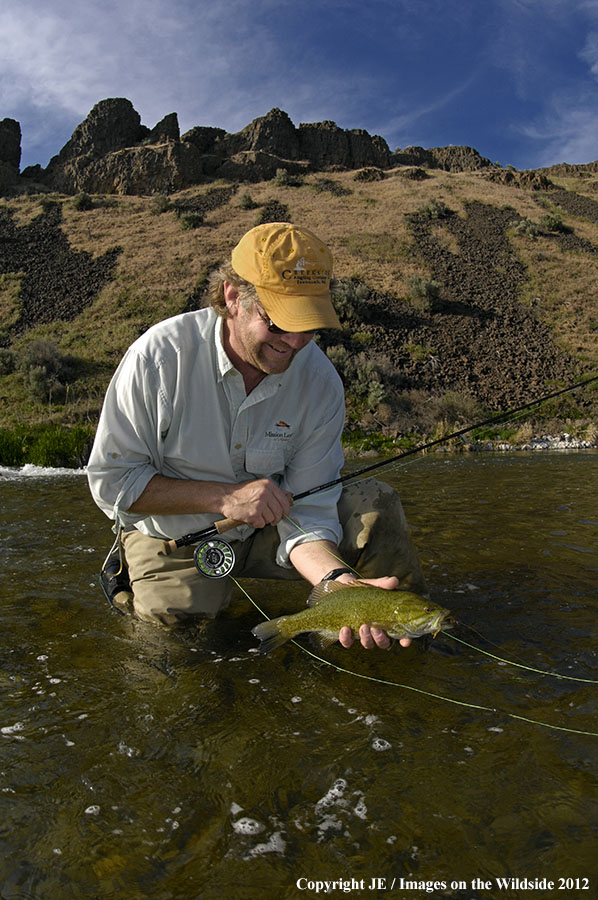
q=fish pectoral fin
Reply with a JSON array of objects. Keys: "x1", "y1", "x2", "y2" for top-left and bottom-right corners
[{"x1": 308, "y1": 631, "x2": 339, "y2": 651}]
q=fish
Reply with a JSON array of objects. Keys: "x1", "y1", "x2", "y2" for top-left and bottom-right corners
[{"x1": 251, "y1": 580, "x2": 454, "y2": 654}]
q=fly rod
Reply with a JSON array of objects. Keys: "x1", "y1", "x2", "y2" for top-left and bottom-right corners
[{"x1": 165, "y1": 373, "x2": 597, "y2": 570}]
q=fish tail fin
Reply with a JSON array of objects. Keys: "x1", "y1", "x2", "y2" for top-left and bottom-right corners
[{"x1": 251, "y1": 618, "x2": 290, "y2": 654}]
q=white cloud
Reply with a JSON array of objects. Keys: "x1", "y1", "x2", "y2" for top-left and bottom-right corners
[
  {"x1": 3, "y1": 0, "x2": 406, "y2": 165},
  {"x1": 520, "y1": 90, "x2": 598, "y2": 165},
  {"x1": 5, "y1": 0, "x2": 598, "y2": 169},
  {"x1": 372, "y1": 73, "x2": 480, "y2": 150},
  {"x1": 580, "y1": 30, "x2": 598, "y2": 75}
]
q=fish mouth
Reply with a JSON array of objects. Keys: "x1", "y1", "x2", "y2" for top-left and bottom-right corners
[{"x1": 432, "y1": 613, "x2": 455, "y2": 638}]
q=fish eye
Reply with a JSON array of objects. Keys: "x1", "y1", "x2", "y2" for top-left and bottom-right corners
[{"x1": 424, "y1": 607, "x2": 432, "y2": 613}]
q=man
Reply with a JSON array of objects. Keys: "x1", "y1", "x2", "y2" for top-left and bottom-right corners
[{"x1": 88, "y1": 222, "x2": 427, "y2": 649}]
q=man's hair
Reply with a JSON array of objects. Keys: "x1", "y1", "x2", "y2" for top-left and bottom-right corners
[{"x1": 206, "y1": 262, "x2": 258, "y2": 317}]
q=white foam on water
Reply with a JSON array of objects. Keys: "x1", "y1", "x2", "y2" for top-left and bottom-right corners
[
  {"x1": 371, "y1": 738, "x2": 392, "y2": 751},
  {"x1": 117, "y1": 740, "x2": 139, "y2": 758},
  {"x1": 245, "y1": 830, "x2": 286, "y2": 858},
  {"x1": 353, "y1": 796, "x2": 368, "y2": 820},
  {"x1": 0, "y1": 464, "x2": 87, "y2": 480},
  {"x1": 1, "y1": 721, "x2": 25, "y2": 735},
  {"x1": 315, "y1": 778, "x2": 347, "y2": 813},
  {"x1": 232, "y1": 817, "x2": 265, "y2": 835}
]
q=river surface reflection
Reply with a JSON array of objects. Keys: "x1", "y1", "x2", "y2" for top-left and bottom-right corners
[{"x1": 1, "y1": 453, "x2": 597, "y2": 899}]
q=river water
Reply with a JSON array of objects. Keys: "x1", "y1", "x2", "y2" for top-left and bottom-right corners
[{"x1": 1, "y1": 453, "x2": 597, "y2": 900}]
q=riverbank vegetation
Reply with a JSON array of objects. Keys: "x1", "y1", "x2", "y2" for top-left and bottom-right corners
[{"x1": 1, "y1": 164, "x2": 597, "y2": 467}]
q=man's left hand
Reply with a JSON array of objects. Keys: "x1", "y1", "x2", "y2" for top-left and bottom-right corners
[{"x1": 336, "y1": 575, "x2": 412, "y2": 651}]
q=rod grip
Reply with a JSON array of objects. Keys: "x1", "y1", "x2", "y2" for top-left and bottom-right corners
[{"x1": 213, "y1": 517, "x2": 244, "y2": 534}]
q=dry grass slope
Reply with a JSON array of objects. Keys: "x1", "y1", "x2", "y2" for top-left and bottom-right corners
[{"x1": 1, "y1": 165, "x2": 597, "y2": 456}]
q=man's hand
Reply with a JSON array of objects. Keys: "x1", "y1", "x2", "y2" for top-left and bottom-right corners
[
  {"x1": 220, "y1": 478, "x2": 292, "y2": 529},
  {"x1": 336, "y1": 575, "x2": 412, "y2": 651}
]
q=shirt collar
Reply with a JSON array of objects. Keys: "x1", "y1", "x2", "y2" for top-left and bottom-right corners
[{"x1": 214, "y1": 315, "x2": 236, "y2": 381}]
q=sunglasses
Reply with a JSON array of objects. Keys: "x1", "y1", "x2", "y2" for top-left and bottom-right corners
[{"x1": 256, "y1": 307, "x2": 317, "y2": 336}]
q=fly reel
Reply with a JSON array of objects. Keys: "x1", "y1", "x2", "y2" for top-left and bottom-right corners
[{"x1": 193, "y1": 538, "x2": 235, "y2": 578}]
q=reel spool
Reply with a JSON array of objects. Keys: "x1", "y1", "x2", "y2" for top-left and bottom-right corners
[{"x1": 193, "y1": 538, "x2": 235, "y2": 578}]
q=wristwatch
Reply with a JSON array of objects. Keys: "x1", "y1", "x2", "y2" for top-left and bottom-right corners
[{"x1": 321, "y1": 567, "x2": 355, "y2": 582}]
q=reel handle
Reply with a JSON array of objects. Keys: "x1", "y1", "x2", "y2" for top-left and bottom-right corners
[{"x1": 163, "y1": 516, "x2": 243, "y2": 555}]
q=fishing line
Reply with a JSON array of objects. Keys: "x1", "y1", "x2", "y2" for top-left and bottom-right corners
[
  {"x1": 167, "y1": 373, "x2": 598, "y2": 554},
  {"x1": 443, "y1": 632, "x2": 598, "y2": 684},
  {"x1": 281, "y1": 513, "x2": 598, "y2": 686},
  {"x1": 291, "y1": 373, "x2": 598, "y2": 504},
  {"x1": 230, "y1": 578, "x2": 598, "y2": 737}
]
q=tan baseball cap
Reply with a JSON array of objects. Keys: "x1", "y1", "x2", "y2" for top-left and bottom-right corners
[{"x1": 231, "y1": 222, "x2": 341, "y2": 331}]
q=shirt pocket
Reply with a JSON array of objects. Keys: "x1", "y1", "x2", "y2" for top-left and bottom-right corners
[{"x1": 245, "y1": 446, "x2": 285, "y2": 478}]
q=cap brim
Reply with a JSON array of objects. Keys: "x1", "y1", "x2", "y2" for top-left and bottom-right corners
[{"x1": 256, "y1": 287, "x2": 341, "y2": 331}]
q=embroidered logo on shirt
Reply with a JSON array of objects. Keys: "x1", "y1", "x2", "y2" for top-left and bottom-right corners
[{"x1": 266, "y1": 420, "x2": 293, "y2": 440}]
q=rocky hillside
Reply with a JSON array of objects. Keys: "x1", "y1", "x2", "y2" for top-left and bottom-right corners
[
  {"x1": 0, "y1": 99, "x2": 597, "y2": 461},
  {"x1": 1, "y1": 99, "x2": 495, "y2": 196}
]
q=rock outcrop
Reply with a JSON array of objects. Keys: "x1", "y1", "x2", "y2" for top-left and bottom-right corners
[
  {"x1": 46, "y1": 98, "x2": 148, "y2": 169},
  {"x1": 298, "y1": 120, "x2": 390, "y2": 169},
  {"x1": 10, "y1": 102, "x2": 396, "y2": 194},
  {"x1": 46, "y1": 140, "x2": 205, "y2": 195},
  {"x1": 226, "y1": 108, "x2": 301, "y2": 159},
  {"x1": 392, "y1": 144, "x2": 493, "y2": 171},
  {"x1": 483, "y1": 168, "x2": 554, "y2": 190},
  {"x1": 5, "y1": 98, "x2": 546, "y2": 196},
  {"x1": 0, "y1": 118, "x2": 21, "y2": 191}
]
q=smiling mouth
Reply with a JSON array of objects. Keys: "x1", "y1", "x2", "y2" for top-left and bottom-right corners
[{"x1": 267, "y1": 343, "x2": 293, "y2": 357}]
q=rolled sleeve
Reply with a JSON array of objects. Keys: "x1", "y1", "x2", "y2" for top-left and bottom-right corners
[
  {"x1": 275, "y1": 374, "x2": 345, "y2": 567},
  {"x1": 87, "y1": 348, "x2": 169, "y2": 526}
]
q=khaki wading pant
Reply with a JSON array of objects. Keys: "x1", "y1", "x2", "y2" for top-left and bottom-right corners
[{"x1": 120, "y1": 478, "x2": 428, "y2": 626}]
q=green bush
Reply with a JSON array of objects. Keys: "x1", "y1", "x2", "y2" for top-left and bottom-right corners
[
  {"x1": 240, "y1": 193, "x2": 259, "y2": 210},
  {"x1": 407, "y1": 274, "x2": 441, "y2": 312},
  {"x1": 40, "y1": 197, "x2": 61, "y2": 214},
  {"x1": 326, "y1": 346, "x2": 386, "y2": 411},
  {"x1": 510, "y1": 218, "x2": 542, "y2": 239},
  {"x1": 0, "y1": 424, "x2": 95, "y2": 468},
  {"x1": 539, "y1": 213, "x2": 570, "y2": 234},
  {"x1": 273, "y1": 168, "x2": 303, "y2": 188},
  {"x1": 72, "y1": 192, "x2": 94, "y2": 211},
  {"x1": 330, "y1": 278, "x2": 371, "y2": 323},
  {"x1": 0, "y1": 428, "x2": 26, "y2": 466},
  {"x1": 0, "y1": 348, "x2": 16, "y2": 375},
  {"x1": 150, "y1": 194, "x2": 171, "y2": 215},
  {"x1": 312, "y1": 178, "x2": 352, "y2": 197},
  {"x1": 179, "y1": 212, "x2": 204, "y2": 230},
  {"x1": 353, "y1": 167, "x2": 385, "y2": 182},
  {"x1": 417, "y1": 199, "x2": 452, "y2": 219},
  {"x1": 27, "y1": 424, "x2": 94, "y2": 467},
  {"x1": 18, "y1": 339, "x2": 75, "y2": 403},
  {"x1": 255, "y1": 200, "x2": 290, "y2": 225}
]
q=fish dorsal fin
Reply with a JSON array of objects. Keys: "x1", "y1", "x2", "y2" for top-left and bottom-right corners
[{"x1": 307, "y1": 578, "x2": 364, "y2": 607}]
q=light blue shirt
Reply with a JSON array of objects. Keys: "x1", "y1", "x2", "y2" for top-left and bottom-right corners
[{"x1": 87, "y1": 307, "x2": 345, "y2": 567}]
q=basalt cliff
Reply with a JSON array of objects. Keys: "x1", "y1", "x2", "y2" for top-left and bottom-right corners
[{"x1": 1, "y1": 98, "x2": 501, "y2": 196}]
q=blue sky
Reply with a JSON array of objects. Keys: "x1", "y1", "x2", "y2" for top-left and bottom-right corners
[{"x1": 3, "y1": 0, "x2": 598, "y2": 171}]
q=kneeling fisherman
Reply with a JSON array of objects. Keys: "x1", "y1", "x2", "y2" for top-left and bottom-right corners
[{"x1": 87, "y1": 222, "x2": 428, "y2": 650}]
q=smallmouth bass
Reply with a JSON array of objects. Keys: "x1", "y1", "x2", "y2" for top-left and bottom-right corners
[{"x1": 251, "y1": 580, "x2": 454, "y2": 654}]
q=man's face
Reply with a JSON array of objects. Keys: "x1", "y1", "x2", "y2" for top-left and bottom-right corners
[{"x1": 225, "y1": 287, "x2": 315, "y2": 377}]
